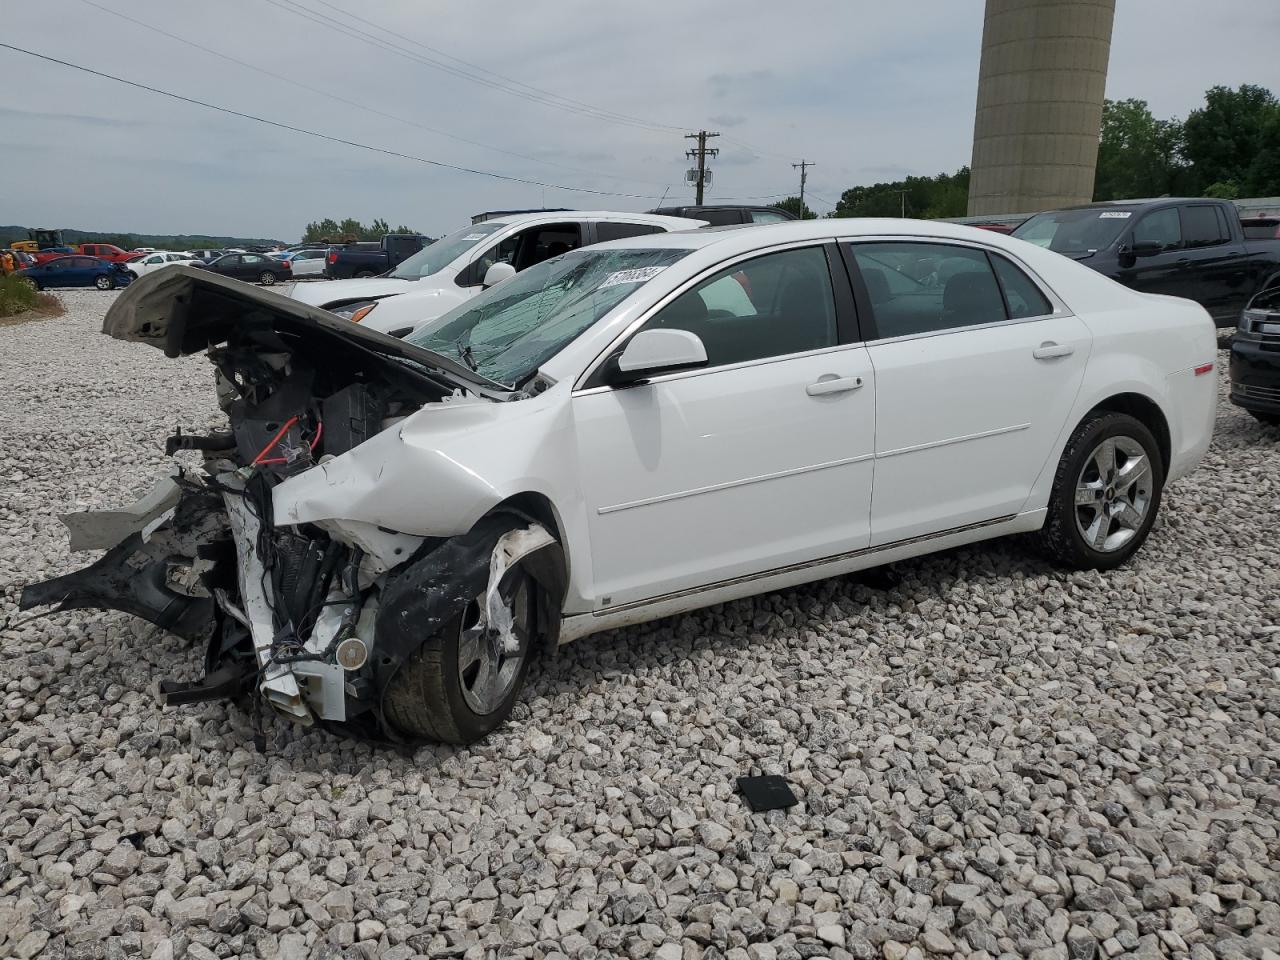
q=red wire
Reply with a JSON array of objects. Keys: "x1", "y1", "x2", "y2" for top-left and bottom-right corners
[
  {"x1": 250, "y1": 415, "x2": 298, "y2": 466},
  {"x1": 249, "y1": 416, "x2": 324, "y2": 467}
]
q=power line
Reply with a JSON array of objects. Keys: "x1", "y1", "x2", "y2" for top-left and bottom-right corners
[
  {"x1": 301, "y1": 0, "x2": 686, "y2": 135},
  {"x1": 260, "y1": 0, "x2": 682, "y2": 135},
  {"x1": 719, "y1": 134, "x2": 801, "y2": 164},
  {"x1": 0, "y1": 42, "x2": 672, "y2": 201},
  {"x1": 72, "y1": 0, "x2": 670, "y2": 188}
]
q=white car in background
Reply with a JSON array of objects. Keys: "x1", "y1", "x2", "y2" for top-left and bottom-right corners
[
  {"x1": 25, "y1": 219, "x2": 1217, "y2": 746},
  {"x1": 288, "y1": 211, "x2": 704, "y2": 335},
  {"x1": 277, "y1": 248, "x2": 329, "y2": 278},
  {"x1": 126, "y1": 251, "x2": 203, "y2": 279}
]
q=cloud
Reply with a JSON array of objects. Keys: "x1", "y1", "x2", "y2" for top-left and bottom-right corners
[{"x1": 1, "y1": 0, "x2": 1276, "y2": 238}]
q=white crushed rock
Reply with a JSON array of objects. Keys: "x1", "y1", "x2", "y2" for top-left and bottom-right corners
[{"x1": 1, "y1": 290, "x2": 1278, "y2": 960}]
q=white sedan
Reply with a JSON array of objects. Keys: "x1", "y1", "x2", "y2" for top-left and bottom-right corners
[
  {"x1": 22, "y1": 220, "x2": 1217, "y2": 745},
  {"x1": 126, "y1": 250, "x2": 202, "y2": 278}
]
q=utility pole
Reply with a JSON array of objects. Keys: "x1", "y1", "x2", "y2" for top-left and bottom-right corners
[
  {"x1": 685, "y1": 131, "x2": 720, "y2": 204},
  {"x1": 792, "y1": 159, "x2": 815, "y2": 217}
]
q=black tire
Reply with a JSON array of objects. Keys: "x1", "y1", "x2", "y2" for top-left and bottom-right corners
[
  {"x1": 127, "y1": 271, "x2": 139, "y2": 281},
  {"x1": 383, "y1": 565, "x2": 538, "y2": 744},
  {"x1": 1036, "y1": 412, "x2": 1164, "y2": 571},
  {"x1": 95, "y1": 274, "x2": 114, "y2": 291},
  {"x1": 355, "y1": 270, "x2": 376, "y2": 278},
  {"x1": 1250, "y1": 410, "x2": 1280, "y2": 428},
  {"x1": 259, "y1": 271, "x2": 277, "y2": 285}
]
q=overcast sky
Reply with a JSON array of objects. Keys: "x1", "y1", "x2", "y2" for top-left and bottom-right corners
[{"x1": 4, "y1": 0, "x2": 1279, "y2": 241}]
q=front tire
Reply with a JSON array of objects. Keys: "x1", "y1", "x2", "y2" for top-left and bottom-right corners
[
  {"x1": 384, "y1": 566, "x2": 537, "y2": 744},
  {"x1": 259, "y1": 271, "x2": 277, "y2": 285},
  {"x1": 1250, "y1": 410, "x2": 1280, "y2": 428},
  {"x1": 95, "y1": 275, "x2": 114, "y2": 290},
  {"x1": 1036, "y1": 412, "x2": 1164, "y2": 570}
]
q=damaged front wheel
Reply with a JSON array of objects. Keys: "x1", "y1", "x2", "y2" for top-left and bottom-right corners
[{"x1": 384, "y1": 566, "x2": 536, "y2": 744}]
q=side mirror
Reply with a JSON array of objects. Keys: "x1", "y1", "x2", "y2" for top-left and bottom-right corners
[
  {"x1": 483, "y1": 262, "x2": 516, "y2": 288},
  {"x1": 607, "y1": 329, "x2": 708, "y2": 386}
]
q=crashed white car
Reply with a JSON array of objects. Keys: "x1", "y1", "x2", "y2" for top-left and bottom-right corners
[
  {"x1": 22, "y1": 220, "x2": 1217, "y2": 745},
  {"x1": 287, "y1": 211, "x2": 704, "y2": 335}
]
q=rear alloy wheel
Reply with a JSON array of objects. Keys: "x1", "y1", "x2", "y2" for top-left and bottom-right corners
[
  {"x1": 95, "y1": 274, "x2": 115, "y2": 291},
  {"x1": 259, "y1": 271, "x2": 277, "y2": 285},
  {"x1": 1036, "y1": 412, "x2": 1164, "y2": 570},
  {"x1": 384, "y1": 565, "x2": 537, "y2": 744}
]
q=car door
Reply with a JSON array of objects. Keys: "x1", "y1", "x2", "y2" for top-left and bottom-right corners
[
  {"x1": 1114, "y1": 206, "x2": 1185, "y2": 299},
  {"x1": 847, "y1": 239, "x2": 1091, "y2": 546},
  {"x1": 139, "y1": 254, "x2": 166, "y2": 275},
  {"x1": 1176, "y1": 204, "x2": 1252, "y2": 322},
  {"x1": 573, "y1": 243, "x2": 875, "y2": 608},
  {"x1": 64, "y1": 257, "x2": 97, "y2": 286}
]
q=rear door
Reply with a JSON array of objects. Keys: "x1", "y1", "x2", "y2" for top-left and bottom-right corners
[
  {"x1": 1176, "y1": 203, "x2": 1252, "y2": 322},
  {"x1": 847, "y1": 239, "x2": 1091, "y2": 545}
]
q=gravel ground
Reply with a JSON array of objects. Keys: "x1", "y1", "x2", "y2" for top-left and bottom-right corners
[{"x1": 2, "y1": 290, "x2": 1278, "y2": 960}]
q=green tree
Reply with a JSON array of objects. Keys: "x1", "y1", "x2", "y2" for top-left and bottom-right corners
[
  {"x1": 1093, "y1": 98, "x2": 1186, "y2": 200},
  {"x1": 774, "y1": 197, "x2": 817, "y2": 220},
  {"x1": 301, "y1": 218, "x2": 420, "y2": 242},
  {"x1": 1244, "y1": 112, "x2": 1280, "y2": 197},
  {"x1": 832, "y1": 169, "x2": 969, "y2": 219},
  {"x1": 1183, "y1": 84, "x2": 1280, "y2": 194}
]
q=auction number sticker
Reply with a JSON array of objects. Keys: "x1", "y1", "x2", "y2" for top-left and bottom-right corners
[
  {"x1": 1098, "y1": 211, "x2": 1132, "y2": 218},
  {"x1": 600, "y1": 266, "x2": 667, "y2": 289}
]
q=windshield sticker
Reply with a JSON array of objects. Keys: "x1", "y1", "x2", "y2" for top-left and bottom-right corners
[
  {"x1": 600, "y1": 266, "x2": 668, "y2": 289},
  {"x1": 1098, "y1": 211, "x2": 1132, "y2": 219}
]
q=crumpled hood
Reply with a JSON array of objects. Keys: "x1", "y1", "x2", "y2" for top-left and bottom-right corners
[
  {"x1": 101, "y1": 266, "x2": 501, "y2": 394},
  {"x1": 287, "y1": 276, "x2": 417, "y2": 307}
]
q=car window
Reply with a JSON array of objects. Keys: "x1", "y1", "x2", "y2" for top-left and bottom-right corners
[
  {"x1": 1131, "y1": 208, "x2": 1182, "y2": 250},
  {"x1": 749, "y1": 210, "x2": 791, "y2": 224},
  {"x1": 457, "y1": 235, "x2": 520, "y2": 287},
  {"x1": 390, "y1": 221, "x2": 506, "y2": 280},
  {"x1": 642, "y1": 246, "x2": 837, "y2": 368},
  {"x1": 165, "y1": 254, "x2": 187, "y2": 262},
  {"x1": 595, "y1": 222, "x2": 665, "y2": 243},
  {"x1": 989, "y1": 254, "x2": 1053, "y2": 319},
  {"x1": 73, "y1": 258, "x2": 96, "y2": 268},
  {"x1": 694, "y1": 209, "x2": 742, "y2": 226},
  {"x1": 851, "y1": 242, "x2": 1007, "y2": 339},
  {"x1": 512, "y1": 224, "x2": 582, "y2": 271},
  {"x1": 243, "y1": 254, "x2": 265, "y2": 264},
  {"x1": 146, "y1": 255, "x2": 164, "y2": 264},
  {"x1": 406, "y1": 247, "x2": 692, "y2": 387},
  {"x1": 1181, "y1": 205, "x2": 1228, "y2": 248}
]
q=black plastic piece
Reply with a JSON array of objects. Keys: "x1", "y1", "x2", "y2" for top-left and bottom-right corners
[
  {"x1": 165, "y1": 428, "x2": 236, "y2": 457},
  {"x1": 321, "y1": 382, "x2": 382, "y2": 457},
  {"x1": 737, "y1": 774, "x2": 798, "y2": 812},
  {"x1": 157, "y1": 663, "x2": 251, "y2": 706}
]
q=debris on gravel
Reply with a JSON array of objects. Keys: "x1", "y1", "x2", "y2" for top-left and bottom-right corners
[{"x1": 2, "y1": 290, "x2": 1278, "y2": 959}]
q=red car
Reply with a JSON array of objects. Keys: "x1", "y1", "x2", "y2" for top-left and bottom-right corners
[{"x1": 77, "y1": 243, "x2": 137, "y2": 263}]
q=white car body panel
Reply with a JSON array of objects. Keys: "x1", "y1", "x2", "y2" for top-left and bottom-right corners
[
  {"x1": 288, "y1": 212, "x2": 704, "y2": 331},
  {"x1": 286, "y1": 249, "x2": 329, "y2": 278}
]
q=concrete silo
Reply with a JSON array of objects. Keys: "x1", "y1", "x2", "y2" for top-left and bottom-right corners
[{"x1": 967, "y1": 0, "x2": 1116, "y2": 216}]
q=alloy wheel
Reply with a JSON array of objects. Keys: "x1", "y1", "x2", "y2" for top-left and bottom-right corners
[
  {"x1": 1074, "y1": 435, "x2": 1152, "y2": 552},
  {"x1": 456, "y1": 574, "x2": 531, "y2": 716}
]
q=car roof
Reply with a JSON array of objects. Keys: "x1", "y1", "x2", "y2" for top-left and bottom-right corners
[
  {"x1": 475, "y1": 210, "x2": 706, "y2": 230},
  {"x1": 582, "y1": 217, "x2": 1048, "y2": 253}
]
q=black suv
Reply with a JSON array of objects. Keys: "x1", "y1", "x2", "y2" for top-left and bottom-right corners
[
  {"x1": 647, "y1": 204, "x2": 797, "y2": 226},
  {"x1": 1230, "y1": 286, "x2": 1280, "y2": 427}
]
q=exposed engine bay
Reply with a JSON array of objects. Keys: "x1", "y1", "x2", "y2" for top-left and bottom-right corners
[{"x1": 19, "y1": 268, "x2": 564, "y2": 745}]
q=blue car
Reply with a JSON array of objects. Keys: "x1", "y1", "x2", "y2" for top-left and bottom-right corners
[{"x1": 18, "y1": 255, "x2": 134, "y2": 291}]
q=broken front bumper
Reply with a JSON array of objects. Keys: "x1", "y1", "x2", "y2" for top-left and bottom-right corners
[{"x1": 20, "y1": 471, "x2": 556, "y2": 742}]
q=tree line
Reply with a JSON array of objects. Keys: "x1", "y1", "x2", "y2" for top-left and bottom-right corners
[
  {"x1": 301, "y1": 218, "x2": 421, "y2": 243},
  {"x1": 771, "y1": 83, "x2": 1280, "y2": 221}
]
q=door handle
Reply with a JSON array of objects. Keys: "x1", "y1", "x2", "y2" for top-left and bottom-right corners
[
  {"x1": 1032, "y1": 342, "x2": 1074, "y2": 360},
  {"x1": 806, "y1": 375, "x2": 864, "y2": 397}
]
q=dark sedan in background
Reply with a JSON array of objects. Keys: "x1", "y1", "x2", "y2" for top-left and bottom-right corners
[
  {"x1": 203, "y1": 252, "x2": 292, "y2": 285},
  {"x1": 1230, "y1": 286, "x2": 1280, "y2": 427},
  {"x1": 19, "y1": 256, "x2": 134, "y2": 290}
]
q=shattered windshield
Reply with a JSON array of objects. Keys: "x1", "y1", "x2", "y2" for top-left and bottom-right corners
[
  {"x1": 389, "y1": 222, "x2": 506, "y2": 280},
  {"x1": 404, "y1": 247, "x2": 690, "y2": 386},
  {"x1": 1012, "y1": 208, "x2": 1133, "y2": 255}
]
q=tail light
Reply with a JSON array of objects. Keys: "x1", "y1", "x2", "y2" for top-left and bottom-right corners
[{"x1": 327, "y1": 252, "x2": 337, "y2": 264}]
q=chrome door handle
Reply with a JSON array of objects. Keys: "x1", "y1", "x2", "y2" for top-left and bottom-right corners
[
  {"x1": 806, "y1": 375, "x2": 864, "y2": 396},
  {"x1": 1032, "y1": 342, "x2": 1074, "y2": 360}
]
